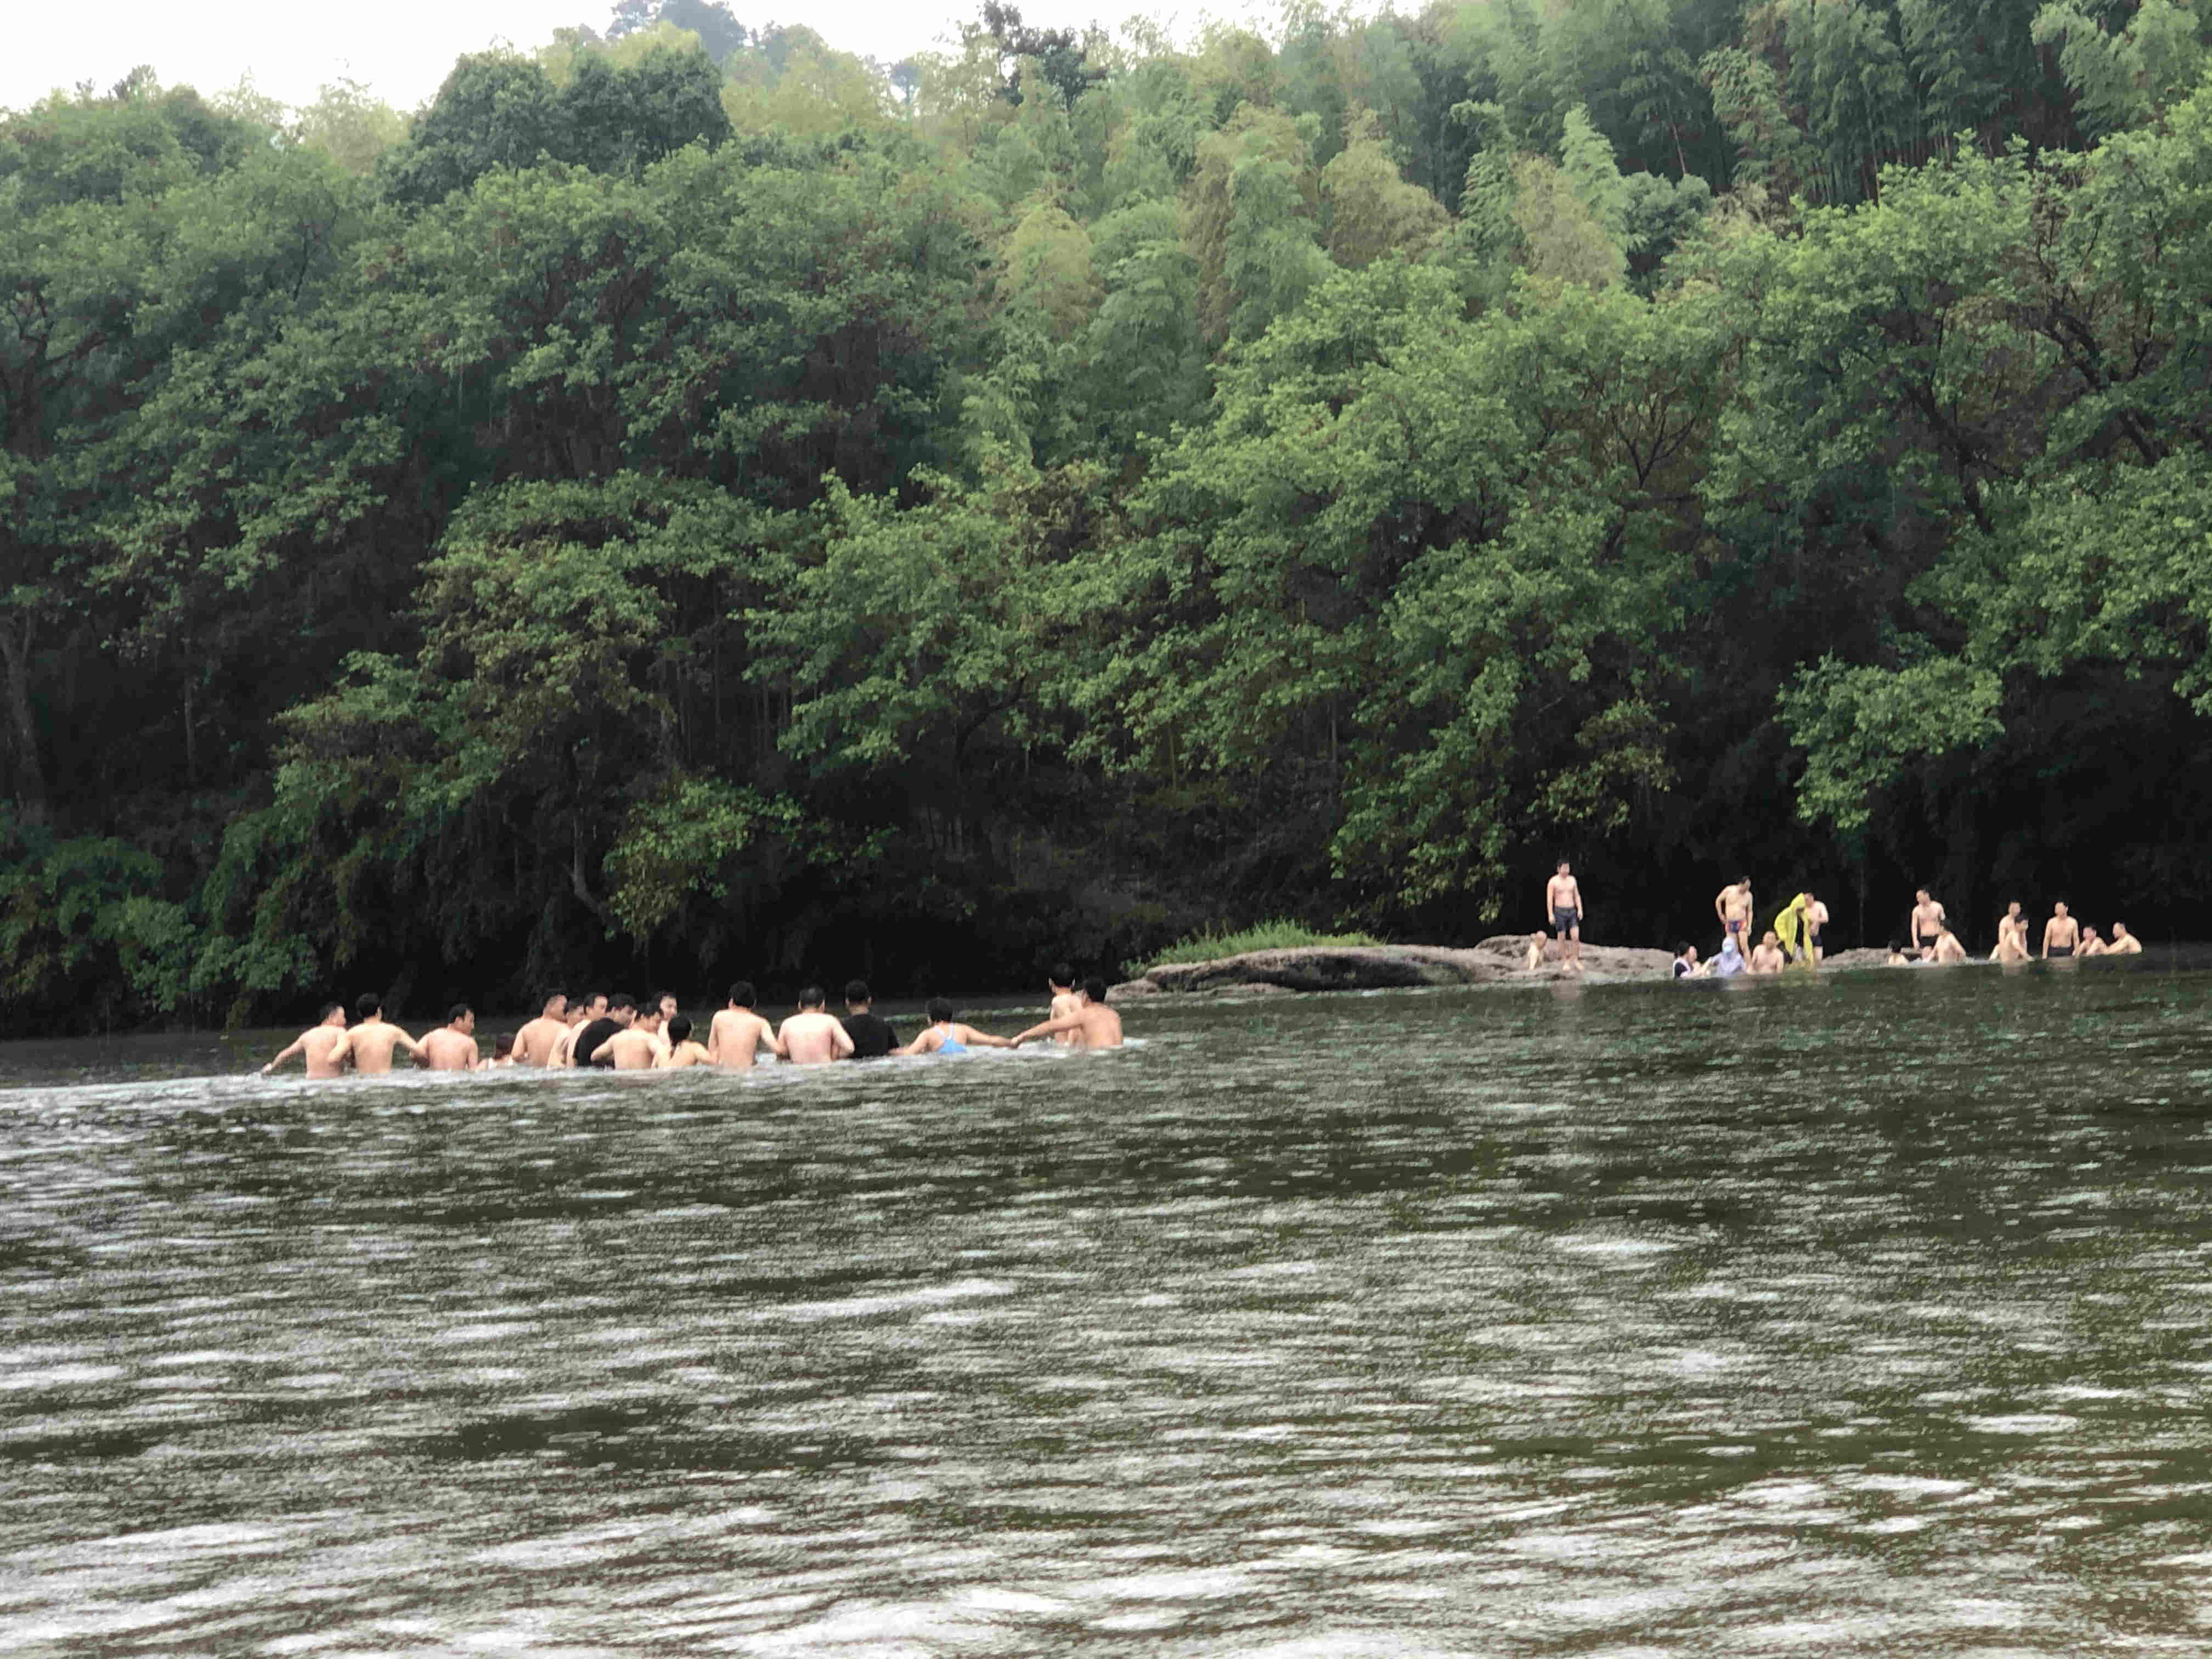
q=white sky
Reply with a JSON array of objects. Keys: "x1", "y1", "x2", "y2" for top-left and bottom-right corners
[
  {"x1": 0, "y1": 0, "x2": 1274, "y2": 115},
  {"x1": 1, "y1": 0, "x2": 1209, "y2": 115}
]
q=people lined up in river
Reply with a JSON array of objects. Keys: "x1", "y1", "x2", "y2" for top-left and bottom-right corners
[
  {"x1": 263, "y1": 973, "x2": 1124, "y2": 1077},
  {"x1": 1545, "y1": 861, "x2": 1585, "y2": 972}
]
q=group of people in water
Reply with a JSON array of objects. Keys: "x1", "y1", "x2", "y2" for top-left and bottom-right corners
[
  {"x1": 1662, "y1": 880, "x2": 2141, "y2": 978},
  {"x1": 260, "y1": 969, "x2": 1124, "y2": 1079}
]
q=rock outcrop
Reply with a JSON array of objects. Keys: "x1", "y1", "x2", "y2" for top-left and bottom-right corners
[{"x1": 1108, "y1": 935, "x2": 1675, "y2": 1001}]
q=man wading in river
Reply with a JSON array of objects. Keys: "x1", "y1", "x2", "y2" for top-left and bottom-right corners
[
  {"x1": 261, "y1": 1003, "x2": 353, "y2": 1077},
  {"x1": 513, "y1": 992, "x2": 568, "y2": 1067},
  {"x1": 419, "y1": 1005, "x2": 481, "y2": 1071},
  {"x1": 347, "y1": 994, "x2": 426, "y2": 1073}
]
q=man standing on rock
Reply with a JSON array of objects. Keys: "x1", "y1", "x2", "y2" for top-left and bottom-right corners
[
  {"x1": 1910, "y1": 890, "x2": 1947, "y2": 960},
  {"x1": 1544, "y1": 861, "x2": 1584, "y2": 973},
  {"x1": 1715, "y1": 877, "x2": 1755, "y2": 957}
]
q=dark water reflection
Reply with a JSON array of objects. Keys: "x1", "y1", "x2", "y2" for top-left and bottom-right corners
[{"x1": 5, "y1": 964, "x2": 2212, "y2": 1654}]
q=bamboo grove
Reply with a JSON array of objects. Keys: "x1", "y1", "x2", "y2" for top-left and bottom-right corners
[{"x1": 8, "y1": 0, "x2": 2212, "y2": 1029}]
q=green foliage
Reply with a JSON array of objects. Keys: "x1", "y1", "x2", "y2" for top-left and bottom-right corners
[
  {"x1": 1137, "y1": 917, "x2": 1384, "y2": 970},
  {"x1": 0, "y1": 811, "x2": 194, "y2": 1030}
]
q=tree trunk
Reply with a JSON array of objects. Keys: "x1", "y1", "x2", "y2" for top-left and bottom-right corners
[{"x1": 0, "y1": 615, "x2": 48, "y2": 825}]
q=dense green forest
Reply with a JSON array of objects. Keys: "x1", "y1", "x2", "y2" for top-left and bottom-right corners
[{"x1": 8, "y1": 0, "x2": 2212, "y2": 1029}]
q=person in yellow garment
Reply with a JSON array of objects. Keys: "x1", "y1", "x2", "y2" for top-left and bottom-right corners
[{"x1": 1773, "y1": 890, "x2": 1819, "y2": 968}]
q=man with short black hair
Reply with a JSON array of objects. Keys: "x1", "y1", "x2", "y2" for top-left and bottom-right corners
[
  {"x1": 573, "y1": 996, "x2": 635, "y2": 1068},
  {"x1": 839, "y1": 980, "x2": 900, "y2": 1059},
  {"x1": 709, "y1": 981, "x2": 782, "y2": 1069},
  {"x1": 515, "y1": 992, "x2": 568, "y2": 1066},
  {"x1": 261, "y1": 1002, "x2": 353, "y2": 1078},
  {"x1": 420, "y1": 1004, "x2": 480, "y2": 1070},
  {"x1": 551, "y1": 993, "x2": 606, "y2": 1067},
  {"x1": 347, "y1": 994, "x2": 425, "y2": 1073},
  {"x1": 779, "y1": 986, "x2": 854, "y2": 1065}
]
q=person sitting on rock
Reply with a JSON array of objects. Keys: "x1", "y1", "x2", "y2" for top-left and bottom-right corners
[
  {"x1": 1524, "y1": 930, "x2": 1548, "y2": 972},
  {"x1": 1749, "y1": 931, "x2": 1787, "y2": 974}
]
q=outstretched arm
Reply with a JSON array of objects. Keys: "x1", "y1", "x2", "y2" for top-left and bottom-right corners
[
  {"x1": 261, "y1": 1033, "x2": 308, "y2": 1075},
  {"x1": 1011, "y1": 1014, "x2": 1081, "y2": 1047}
]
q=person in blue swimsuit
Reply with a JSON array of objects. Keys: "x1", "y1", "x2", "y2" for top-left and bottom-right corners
[{"x1": 894, "y1": 998, "x2": 1015, "y2": 1056}]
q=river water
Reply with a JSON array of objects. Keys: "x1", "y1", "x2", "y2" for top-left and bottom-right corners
[{"x1": 4, "y1": 962, "x2": 2211, "y2": 1656}]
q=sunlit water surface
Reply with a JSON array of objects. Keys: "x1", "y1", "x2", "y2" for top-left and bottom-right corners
[{"x1": 5, "y1": 963, "x2": 2212, "y2": 1656}]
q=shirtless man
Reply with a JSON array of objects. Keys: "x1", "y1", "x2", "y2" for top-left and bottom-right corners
[
  {"x1": 346, "y1": 993, "x2": 425, "y2": 1073},
  {"x1": 1715, "y1": 878, "x2": 1754, "y2": 959},
  {"x1": 2042, "y1": 901, "x2": 2080, "y2": 960},
  {"x1": 898, "y1": 998, "x2": 1016, "y2": 1056},
  {"x1": 778, "y1": 987, "x2": 856, "y2": 1065},
  {"x1": 657, "y1": 1015, "x2": 713, "y2": 1069},
  {"x1": 1991, "y1": 902, "x2": 2030, "y2": 963},
  {"x1": 1749, "y1": 930, "x2": 1786, "y2": 974},
  {"x1": 1046, "y1": 964, "x2": 1082, "y2": 1046},
  {"x1": 1012, "y1": 979, "x2": 1123, "y2": 1048},
  {"x1": 597, "y1": 1009, "x2": 666, "y2": 1071},
  {"x1": 261, "y1": 1003, "x2": 353, "y2": 1078},
  {"x1": 514, "y1": 992, "x2": 568, "y2": 1066},
  {"x1": 1807, "y1": 893, "x2": 1830, "y2": 962},
  {"x1": 1545, "y1": 860, "x2": 1584, "y2": 972},
  {"x1": 708, "y1": 981, "x2": 783, "y2": 1069},
  {"x1": 419, "y1": 1004, "x2": 481, "y2": 1071},
  {"x1": 551, "y1": 993, "x2": 606, "y2": 1067},
  {"x1": 2079, "y1": 926, "x2": 2107, "y2": 956},
  {"x1": 2108, "y1": 922, "x2": 2143, "y2": 955},
  {"x1": 1931, "y1": 926, "x2": 1967, "y2": 964},
  {"x1": 1909, "y1": 889, "x2": 1946, "y2": 960}
]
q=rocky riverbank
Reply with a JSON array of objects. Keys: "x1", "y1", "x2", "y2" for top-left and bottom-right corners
[{"x1": 1110, "y1": 935, "x2": 1677, "y2": 1000}]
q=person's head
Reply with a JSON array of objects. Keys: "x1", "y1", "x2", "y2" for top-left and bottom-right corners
[
  {"x1": 798, "y1": 985, "x2": 826, "y2": 1011},
  {"x1": 319, "y1": 1001, "x2": 346, "y2": 1026},
  {"x1": 447, "y1": 1002, "x2": 473, "y2": 1032},
  {"x1": 355, "y1": 991, "x2": 383, "y2": 1022},
  {"x1": 580, "y1": 992, "x2": 608, "y2": 1019},
  {"x1": 844, "y1": 979, "x2": 872, "y2": 1011},
  {"x1": 1740, "y1": 876, "x2": 1752, "y2": 889},
  {"x1": 541, "y1": 992, "x2": 567, "y2": 1018},
  {"x1": 2114, "y1": 922, "x2": 2131, "y2": 938},
  {"x1": 1675, "y1": 943, "x2": 1694, "y2": 960},
  {"x1": 1084, "y1": 977, "x2": 1109, "y2": 1004},
  {"x1": 2055, "y1": 900, "x2": 2070, "y2": 916},
  {"x1": 609, "y1": 995, "x2": 636, "y2": 1026},
  {"x1": 1916, "y1": 888, "x2": 1931, "y2": 904},
  {"x1": 636, "y1": 1008, "x2": 663, "y2": 1032},
  {"x1": 655, "y1": 991, "x2": 678, "y2": 1021},
  {"x1": 1762, "y1": 930, "x2": 1779, "y2": 946},
  {"x1": 566, "y1": 1003, "x2": 589, "y2": 1026},
  {"x1": 2083, "y1": 925, "x2": 2101, "y2": 940},
  {"x1": 493, "y1": 1033, "x2": 515, "y2": 1060},
  {"x1": 1048, "y1": 963, "x2": 1073, "y2": 992},
  {"x1": 1889, "y1": 937, "x2": 1907, "y2": 954},
  {"x1": 1720, "y1": 935, "x2": 1742, "y2": 958},
  {"x1": 1557, "y1": 859, "x2": 1571, "y2": 874},
  {"x1": 2006, "y1": 901, "x2": 2021, "y2": 918},
  {"x1": 727, "y1": 980, "x2": 756, "y2": 1011},
  {"x1": 927, "y1": 996, "x2": 956, "y2": 1024},
  {"x1": 668, "y1": 1015, "x2": 692, "y2": 1045}
]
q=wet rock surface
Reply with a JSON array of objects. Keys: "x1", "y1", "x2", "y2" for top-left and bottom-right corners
[{"x1": 1110, "y1": 935, "x2": 1674, "y2": 1001}]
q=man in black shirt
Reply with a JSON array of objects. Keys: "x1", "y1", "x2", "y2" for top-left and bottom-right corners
[
  {"x1": 572, "y1": 995, "x2": 636, "y2": 1068},
  {"x1": 838, "y1": 980, "x2": 899, "y2": 1059}
]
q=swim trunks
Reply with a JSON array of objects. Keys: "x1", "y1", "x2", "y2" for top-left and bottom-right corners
[
  {"x1": 1553, "y1": 907, "x2": 1579, "y2": 934},
  {"x1": 2049, "y1": 944, "x2": 2074, "y2": 958},
  {"x1": 1727, "y1": 917, "x2": 1747, "y2": 938}
]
